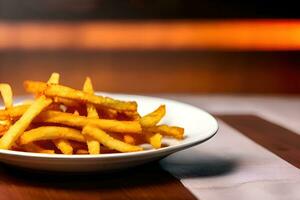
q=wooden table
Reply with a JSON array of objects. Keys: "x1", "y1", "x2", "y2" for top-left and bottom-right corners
[{"x1": 0, "y1": 95, "x2": 299, "y2": 200}]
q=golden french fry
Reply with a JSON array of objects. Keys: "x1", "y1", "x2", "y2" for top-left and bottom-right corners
[
  {"x1": 36, "y1": 110, "x2": 142, "y2": 134},
  {"x1": 83, "y1": 77, "x2": 100, "y2": 154},
  {"x1": 23, "y1": 143, "x2": 55, "y2": 154},
  {"x1": 0, "y1": 131, "x2": 6, "y2": 137},
  {"x1": 0, "y1": 103, "x2": 61, "y2": 120},
  {"x1": 145, "y1": 125, "x2": 184, "y2": 139},
  {"x1": 0, "y1": 120, "x2": 10, "y2": 132},
  {"x1": 53, "y1": 97, "x2": 81, "y2": 107},
  {"x1": 145, "y1": 133, "x2": 162, "y2": 149},
  {"x1": 0, "y1": 96, "x2": 52, "y2": 149},
  {"x1": 47, "y1": 72, "x2": 60, "y2": 84},
  {"x1": 24, "y1": 81, "x2": 137, "y2": 111},
  {"x1": 0, "y1": 83, "x2": 13, "y2": 109},
  {"x1": 19, "y1": 126, "x2": 85, "y2": 145},
  {"x1": 123, "y1": 135, "x2": 136, "y2": 145},
  {"x1": 83, "y1": 77, "x2": 99, "y2": 119},
  {"x1": 140, "y1": 105, "x2": 166, "y2": 127},
  {"x1": 0, "y1": 104, "x2": 30, "y2": 120},
  {"x1": 47, "y1": 72, "x2": 74, "y2": 155},
  {"x1": 82, "y1": 125, "x2": 143, "y2": 152},
  {"x1": 126, "y1": 111, "x2": 141, "y2": 121},
  {"x1": 85, "y1": 138, "x2": 100, "y2": 154},
  {"x1": 53, "y1": 139, "x2": 73, "y2": 155}
]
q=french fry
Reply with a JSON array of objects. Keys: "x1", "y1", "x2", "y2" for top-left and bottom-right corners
[
  {"x1": 47, "y1": 72, "x2": 60, "y2": 84},
  {"x1": 0, "y1": 96, "x2": 52, "y2": 149},
  {"x1": 47, "y1": 72, "x2": 74, "y2": 155},
  {"x1": 0, "y1": 83, "x2": 13, "y2": 109},
  {"x1": 82, "y1": 125, "x2": 143, "y2": 152},
  {"x1": 36, "y1": 110, "x2": 142, "y2": 134},
  {"x1": 24, "y1": 81, "x2": 137, "y2": 111},
  {"x1": 0, "y1": 104, "x2": 30, "y2": 120},
  {"x1": 0, "y1": 120, "x2": 10, "y2": 132},
  {"x1": 145, "y1": 125, "x2": 184, "y2": 140},
  {"x1": 53, "y1": 97, "x2": 81, "y2": 108},
  {"x1": 19, "y1": 126, "x2": 85, "y2": 145},
  {"x1": 83, "y1": 77, "x2": 99, "y2": 119},
  {"x1": 0, "y1": 131, "x2": 6, "y2": 137},
  {"x1": 0, "y1": 103, "x2": 61, "y2": 120},
  {"x1": 140, "y1": 105, "x2": 166, "y2": 127},
  {"x1": 123, "y1": 135, "x2": 136, "y2": 145},
  {"x1": 145, "y1": 133, "x2": 162, "y2": 149},
  {"x1": 53, "y1": 139, "x2": 73, "y2": 155},
  {"x1": 83, "y1": 77, "x2": 100, "y2": 154}
]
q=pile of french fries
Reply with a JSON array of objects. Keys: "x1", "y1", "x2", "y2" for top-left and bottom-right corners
[{"x1": 0, "y1": 73, "x2": 184, "y2": 155}]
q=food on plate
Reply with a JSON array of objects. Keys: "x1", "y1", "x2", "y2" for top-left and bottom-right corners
[{"x1": 0, "y1": 73, "x2": 184, "y2": 154}]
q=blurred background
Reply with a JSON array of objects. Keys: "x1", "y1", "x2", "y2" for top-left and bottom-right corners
[{"x1": 0, "y1": 0, "x2": 299, "y2": 95}]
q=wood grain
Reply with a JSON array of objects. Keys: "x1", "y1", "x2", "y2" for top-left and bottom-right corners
[
  {"x1": 1, "y1": 20, "x2": 300, "y2": 50},
  {"x1": 0, "y1": 162, "x2": 197, "y2": 200},
  {"x1": 217, "y1": 114, "x2": 300, "y2": 168}
]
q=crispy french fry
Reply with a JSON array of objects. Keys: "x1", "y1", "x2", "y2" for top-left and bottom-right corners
[
  {"x1": 82, "y1": 125, "x2": 143, "y2": 153},
  {"x1": 19, "y1": 126, "x2": 85, "y2": 145},
  {"x1": 0, "y1": 83, "x2": 13, "y2": 109},
  {"x1": 24, "y1": 81, "x2": 137, "y2": 111},
  {"x1": 20, "y1": 126, "x2": 85, "y2": 145},
  {"x1": 140, "y1": 105, "x2": 166, "y2": 127},
  {"x1": 47, "y1": 72, "x2": 60, "y2": 84},
  {"x1": 83, "y1": 77, "x2": 100, "y2": 154},
  {"x1": 0, "y1": 103, "x2": 62, "y2": 120},
  {"x1": 83, "y1": 77, "x2": 99, "y2": 119},
  {"x1": 0, "y1": 104, "x2": 29, "y2": 120},
  {"x1": 145, "y1": 125, "x2": 184, "y2": 140},
  {"x1": 126, "y1": 111, "x2": 141, "y2": 121},
  {"x1": 53, "y1": 139, "x2": 73, "y2": 155},
  {"x1": 0, "y1": 96, "x2": 52, "y2": 149},
  {"x1": 73, "y1": 110, "x2": 80, "y2": 116},
  {"x1": 123, "y1": 135, "x2": 136, "y2": 145},
  {"x1": 0, "y1": 131, "x2": 6, "y2": 137},
  {"x1": 53, "y1": 97, "x2": 81, "y2": 107},
  {"x1": 36, "y1": 110, "x2": 142, "y2": 133},
  {"x1": 85, "y1": 138, "x2": 100, "y2": 154},
  {"x1": 145, "y1": 133, "x2": 162, "y2": 149},
  {"x1": 0, "y1": 120, "x2": 10, "y2": 132},
  {"x1": 48, "y1": 72, "x2": 74, "y2": 155}
]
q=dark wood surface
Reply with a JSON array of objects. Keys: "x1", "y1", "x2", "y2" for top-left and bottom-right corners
[
  {"x1": 0, "y1": 162, "x2": 197, "y2": 200},
  {"x1": 217, "y1": 114, "x2": 300, "y2": 168}
]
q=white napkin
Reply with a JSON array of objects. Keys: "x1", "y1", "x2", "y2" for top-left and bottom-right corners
[{"x1": 160, "y1": 120, "x2": 300, "y2": 200}]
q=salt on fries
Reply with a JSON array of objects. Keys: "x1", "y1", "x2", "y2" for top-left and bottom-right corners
[{"x1": 0, "y1": 73, "x2": 184, "y2": 154}]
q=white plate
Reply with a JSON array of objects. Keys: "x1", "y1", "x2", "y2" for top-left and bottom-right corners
[{"x1": 0, "y1": 94, "x2": 218, "y2": 172}]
